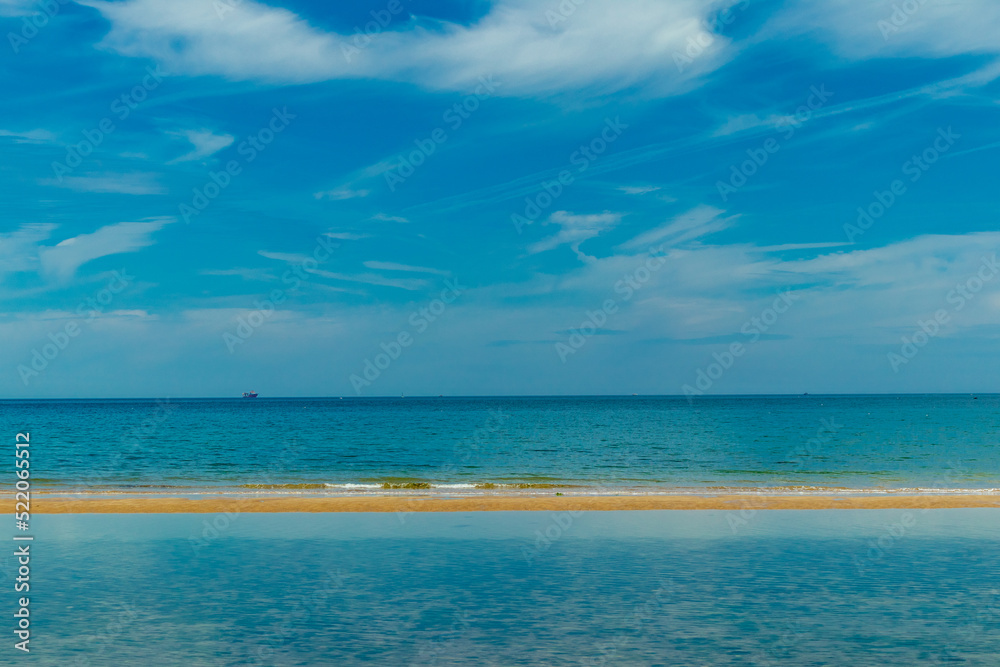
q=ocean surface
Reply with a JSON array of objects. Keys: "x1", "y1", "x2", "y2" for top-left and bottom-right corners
[
  {"x1": 15, "y1": 510, "x2": 1000, "y2": 665},
  {"x1": 2, "y1": 394, "x2": 998, "y2": 495}
]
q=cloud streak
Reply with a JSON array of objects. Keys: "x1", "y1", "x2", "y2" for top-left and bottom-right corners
[
  {"x1": 39, "y1": 218, "x2": 172, "y2": 282},
  {"x1": 168, "y1": 129, "x2": 235, "y2": 162}
]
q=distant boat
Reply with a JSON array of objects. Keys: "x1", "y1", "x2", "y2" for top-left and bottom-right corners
[{"x1": 242, "y1": 391, "x2": 258, "y2": 399}]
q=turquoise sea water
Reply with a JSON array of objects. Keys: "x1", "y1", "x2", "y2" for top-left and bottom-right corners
[
  {"x1": 2, "y1": 394, "x2": 999, "y2": 493},
  {"x1": 11, "y1": 510, "x2": 1000, "y2": 665}
]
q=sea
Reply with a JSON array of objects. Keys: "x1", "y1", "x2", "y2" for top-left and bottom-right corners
[
  {"x1": 2, "y1": 394, "x2": 998, "y2": 495},
  {"x1": 3, "y1": 395, "x2": 999, "y2": 664}
]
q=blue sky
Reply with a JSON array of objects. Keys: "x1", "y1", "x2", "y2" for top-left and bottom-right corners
[{"x1": 2, "y1": 0, "x2": 1000, "y2": 397}]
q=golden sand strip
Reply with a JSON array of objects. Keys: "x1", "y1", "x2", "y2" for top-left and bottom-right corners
[{"x1": 27, "y1": 494, "x2": 1000, "y2": 514}]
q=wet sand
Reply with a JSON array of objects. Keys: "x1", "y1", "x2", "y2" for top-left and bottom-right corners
[{"x1": 27, "y1": 494, "x2": 1000, "y2": 513}]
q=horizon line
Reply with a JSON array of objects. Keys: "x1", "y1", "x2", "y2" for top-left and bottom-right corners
[{"x1": 0, "y1": 392, "x2": 992, "y2": 401}]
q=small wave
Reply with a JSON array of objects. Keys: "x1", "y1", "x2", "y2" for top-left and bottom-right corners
[{"x1": 238, "y1": 483, "x2": 327, "y2": 489}]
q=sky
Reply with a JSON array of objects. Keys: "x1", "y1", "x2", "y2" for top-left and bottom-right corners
[{"x1": 1, "y1": 0, "x2": 1000, "y2": 398}]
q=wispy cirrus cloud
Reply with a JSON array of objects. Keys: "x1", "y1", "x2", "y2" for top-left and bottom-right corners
[
  {"x1": 38, "y1": 217, "x2": 173, "y2": 282},
  {"x1": 712, "y1": 113, "x2": 789, "y2": 137},
  {"x1": 371, "y1": 213, "x2": 409, "y2": 223},
  {"x1": 529, "y1": 211, "x2": 622, "y2": 260},
  {"x1": 40, "y1": 172, "x2": 165, "y2": 195},
  {"x1": 325, "y1": 232, "x2": 369, "y2": 240},
  {"x1": 618, "y1": 185, "x2": 661, "y2": 195},
  {"x1": 0, "y1": 224, "x2": 56, "y2": 277},
  {"x1": 769, "y1": 0, "x2": 1000, "y2": 59},
  {"x1": 0, "y1": 128, "x2": 57, "y2": 143},
  {"x1": 257, "y1": 250, "x2": 311, "y2": 264},
  {"x1": 307, "y1": 268, "x2": 428, "y2": 291},
  {"x1": 618, "y1": 205, "x2": 734, "y2": 251},
  {"x1": 168, "y1": 128, "x2": 235, "y2": 162},
  {"x1": 314, "y1": 188, "x2": 370, "y2": 201},
  {"x1": 200, "y1": 267, "x2": 276, "y2": 281},
  {"x1": 0, "y1": 0, "x2": 39, "y2": 17},
  {"x1": 363, "y1": 261, "x2": 449, "y2": 276}
]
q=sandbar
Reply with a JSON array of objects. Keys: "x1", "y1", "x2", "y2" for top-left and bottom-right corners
[{"x1": 25, "y1": 494, "x2": 1000, "y2": 513}]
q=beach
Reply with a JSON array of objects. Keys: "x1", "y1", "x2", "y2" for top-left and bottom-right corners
[{"x1": 29, "y1": 492, "x2": 1000, "y2": 513}]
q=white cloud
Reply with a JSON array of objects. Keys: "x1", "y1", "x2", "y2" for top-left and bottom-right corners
[
  {"x1": 0, "y1": 129, "x2": 57, "y2": 143},
  {"x1": 82, "y1": 0, "x2": 739, "y2": 97},
  {"x1": 168, "y1": 129, "x2": 234, "y2": 162},
  {"x1": 497, "y1": 226, "x2": 1000, "y2": 367},
  {"x1": 306, "y1": 268, "x2": 428, "y2": 291},
  {"x1": 712, "y1": 113, "x2": 788, "y2": 137},
  {"x1": 258, "y1": 250, "x2": 309, "y2": 264},
  {"x1": 314, "y1": 188, "x2": 370, "y2": 201},
  {"x1": 618, "y1": 185, "x2": 661, "y2": 195},
  {"x1": 39, "y1": 218, "x2": 172, "y2": 281},
  {"x1": 756, "y1": 242, "x2": 854, "y2": 252},
  {"x1": 0, "y1": 0, "x2": 37, "y2": 17},
  {"x1": 767, "y1": 0, "x2": 1000, "y2": 60},
  {"x1": 371, "y1": 213, "x2": 409, "y2": 223},
  {"x1": 0, "y1": 224, "x2": 56, "y2": 276},
  {"x1": 528, "y1": 211, "x2": 622, "y2": 260},
  {"x1": 618, "y1": 205, "x2": 733, "y2": 251},
  {"x1": 324, "y1": 232, "x2": 369, "y2": 240},
  {"x1": 201, "y1": 267, "x2": 275, "y2": 281},
  {"x1": 40, "y1": 172, "x2": 165, "y2": 195},
  {"x1": 363, "y1": 261, "x2": 449, "y2": 276}
]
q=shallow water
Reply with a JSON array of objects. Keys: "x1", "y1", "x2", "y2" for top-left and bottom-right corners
[{"x1": 13, "y1": 510, "x2": 1000, "y2": 665}]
